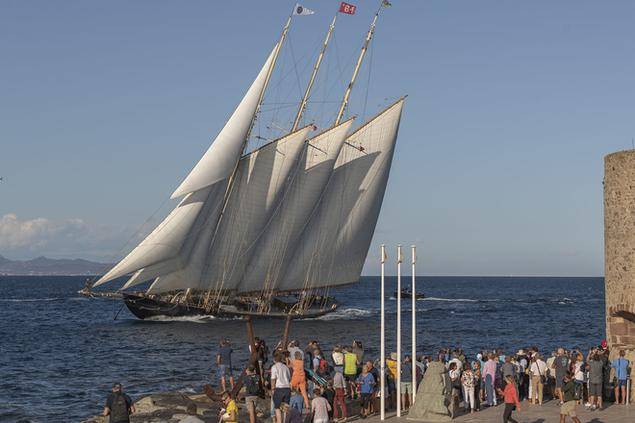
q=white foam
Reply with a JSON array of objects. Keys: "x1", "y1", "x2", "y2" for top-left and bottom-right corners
[
  {"x1": 312, "y1": 307, "x2": 375, "y2": 321},
  {"x1": 421, "y1": 297, "x2": 478, "y2": 302},
  {"x1": 144, "y1": 315, "x2": 217, "y2": 323},
  {"x1": 0, "y1": 297, "x2": 64, "y2": 302}
]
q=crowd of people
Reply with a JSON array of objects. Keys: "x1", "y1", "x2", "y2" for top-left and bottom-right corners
[
  {"x1": 210, "y1": 338, "x2": 631, "y2": 423},
  {"x1": 101, "y1": 337, "x2": 631, "y2": 423}
]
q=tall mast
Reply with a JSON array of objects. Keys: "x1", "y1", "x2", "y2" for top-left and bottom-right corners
[
  {"x1": 202, "y1": 12, "x2": 294, "y2": 307},
  {"x1": 291, "y1": 14, "x2": 337, "y2": 131},
  {"x1": 334, "y1": 2, "x2": 387, "y2": 125},
  {"x1": 246, "y1": 14, "x2": 293, "y2": 141}
]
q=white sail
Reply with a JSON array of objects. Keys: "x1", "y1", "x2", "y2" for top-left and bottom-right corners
[
  {"x1": 237, "y1": 118, "x2": 355, "y2": 293},
  {"x1": 93, "y1": 186, "x2": 215, "y2": 287},
  {"x1": 170, "y1": 45, "x2": 278, "y2": 199},
  {"x1": 278, "y1": 98, "x2": 404, "y2": 291},
  {"x1": 196, "y1": 125, "x2": 314, "y2": 292},
  {"x1": 94, "y1": 46, "x2": 277, "y2": 287},
  {"x1": 145, "y1": 125, "x2": 313, "y2": 294}
]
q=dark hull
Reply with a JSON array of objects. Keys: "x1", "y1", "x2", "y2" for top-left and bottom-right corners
[
  {"x1": 394, "y1": 291, "x2": 425, "y2": 299},
  {"x1": 122, "y1": 293, "x2": 337, "y2": 320}
]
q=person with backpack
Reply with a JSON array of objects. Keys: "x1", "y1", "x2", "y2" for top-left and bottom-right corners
[
  {"x1": 612, "y1": 349, "x2": 630, "y2": 405},
  {"x1": 551, "y1": 348, "x2": 570, "y2": 404},
  {"x1": 314, "y1": 350, "x2": 330, "y2": 378},
  {"x1": 243, "y1": 365, "x2": 263, "y2": 423},
  {"x1": 560, "y1": 372, "x2": 582, "y2": 423},
  {"x1": 103, "y1": 382, "x2": 135, "y2": 423}
]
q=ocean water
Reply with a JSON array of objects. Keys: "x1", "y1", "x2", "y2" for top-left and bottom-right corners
[{"x1": 0, "y1": 276, "x2": 604, "y2": 422}]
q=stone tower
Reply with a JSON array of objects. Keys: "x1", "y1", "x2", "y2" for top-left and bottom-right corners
[{"x1": 604, "y1": 149, "x2": 635, "y2": 401}]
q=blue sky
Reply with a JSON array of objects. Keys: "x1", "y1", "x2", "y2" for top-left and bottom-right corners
[{"x1": 2, "y1": 1, "x2": 634, "y2": 276}]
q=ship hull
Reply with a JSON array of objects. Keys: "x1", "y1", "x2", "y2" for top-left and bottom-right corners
[{"x1": 122, "y1": 293, "x2": 337, "y2": 320}]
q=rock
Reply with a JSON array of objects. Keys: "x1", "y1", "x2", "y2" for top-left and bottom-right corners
[{"x1": 407, "y1": 361, "x2": 453, "y2": 421}]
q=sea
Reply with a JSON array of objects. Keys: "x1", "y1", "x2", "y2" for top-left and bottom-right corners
[{"x1": 0, "y1": 275, "x2": 604, "y2": 422}]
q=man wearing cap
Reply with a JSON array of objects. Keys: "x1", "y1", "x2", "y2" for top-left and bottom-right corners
[{"x1": 103, "y1": 383, "x2": 135, "y2": 423}]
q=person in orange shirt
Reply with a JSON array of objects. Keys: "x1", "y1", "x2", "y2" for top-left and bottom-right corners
[
  {"x1": 497, "y1": 375, "x2": 521, "y2": 423},
  {"x1": 290, "y1": 351, "x2": 310, "y2": 408}
]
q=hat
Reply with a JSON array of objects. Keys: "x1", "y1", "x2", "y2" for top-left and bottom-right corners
[
  {"x1": 390, "y1": 352, "x2": 398, "y2": 361},
  {"x1": 601, "y1": 340, "x2": 607, "y2": 348},
  {"x1": 517, "y1": 349, "x2": 525, "y2": 355},
  {"x1": 476, "y1": 353, "x2": 483, "y2": 360}
]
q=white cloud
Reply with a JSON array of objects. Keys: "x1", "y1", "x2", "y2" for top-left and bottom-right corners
[{"x1": 0, "y1": 213, "x2": 127, "y2": 261}]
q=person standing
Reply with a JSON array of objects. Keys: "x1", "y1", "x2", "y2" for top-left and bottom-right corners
[
  {"x1": 311, "y1": 388, "x2": 332, "y2": 423},
  {"x1": 356, "y1": 363, "x2": 376, "y2": 418},
  {"x1": 243, "y1": 365, "x2": 262, "y2": 423},
  {"x1": 560, "y1": 372, "x2": 582, "y2": 423},
  {"x1": 612, "y1": 349, "x2": 630, "y2": 405},
  {"x1": 332, "y1": 345, "x2": 345, "y2": 374},
  {"x1": 333, "y1": 369, "x2": 347, "y2": 420},
  {"x1": 586, "y1": 349, "x2": 604, "y2": 410},
  {"x1": 401, "y1": 355, "x2": 414, "y2": 411},
  {"x1": 290, "y1": 351, "x2": 310, "y2": 409},
  {"x1": 343, "y1": 347, "x2": 358, "y2": 399},
  {"x1": 482, "y1": 353, "x2": 498, "y2": 407},
  {"x1": 271, "y1": 352, "x2": 292, "y2": 423},
  {"x1": 103, "y1": 382, "x2": 135, "y2": 423},
  {"x1": 461, "y1": 364, "x2": 476, "y2": 413},
  {"x1": 551, "y1": 348, "x2": 569, "y2": 404},
  {"x1": 217, "y1": 339, "x2": 235, "y2": 392},
  {"x1": 498, "y1": 375, "x2": 521, "y2": 423},
  {"x1": 529, "y1": 354, "x2": 547, "y2": 405}
]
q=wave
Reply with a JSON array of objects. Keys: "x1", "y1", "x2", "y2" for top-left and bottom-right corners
[
  {"x1": 144, "y1": 315, "x2": 218, "y2": 323},
  {"x1": 421, "y1": 297, "x2": 479, "y2": 302},
  {"x1": 0, "y1": 297, "x2": 64, "y2": 302},
  {"x1": 312, "y1": 307, "x2": 375, "y2": 321}
]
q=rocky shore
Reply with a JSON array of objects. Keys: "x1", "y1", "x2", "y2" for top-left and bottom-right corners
[{"x1": 81, "y1": 389, "x2": 365, "y2": 423}]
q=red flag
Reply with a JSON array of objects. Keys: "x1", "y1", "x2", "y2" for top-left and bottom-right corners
[{"x1": 339, "y1": 2, "x2": 356, "y2": 15}]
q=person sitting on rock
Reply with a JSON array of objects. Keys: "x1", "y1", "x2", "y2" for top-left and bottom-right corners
[
  {"x1": 220, "y1": 391, "x2": 238, "y2": 423},
  {"x1": 103, "y1": 382, "x2": 135, "y2": 423}
]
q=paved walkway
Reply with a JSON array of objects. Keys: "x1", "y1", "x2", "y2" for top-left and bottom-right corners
[{"x1": 365, "y1": 400, "x2": 633, "y2": 423}]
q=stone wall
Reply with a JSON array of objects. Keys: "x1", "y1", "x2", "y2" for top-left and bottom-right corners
[{"x1": 603, "y1": 149, "x2": 635, "y2": 401}]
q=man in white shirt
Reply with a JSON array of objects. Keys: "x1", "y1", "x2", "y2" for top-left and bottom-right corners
[
  {"x1": 287, "y1": 341, "x2": 303, "y2": 363},
  {"x1": 271, "y1": 353, "x2": 291, "y2": 423},
  {"x1": 530, "y1": 354, "x2": 548, "y2": 405}
]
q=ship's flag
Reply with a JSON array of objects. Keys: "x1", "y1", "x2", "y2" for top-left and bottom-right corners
[
  {"x1": 293, "y1": 4, "x2": 315, "y2": 15},
  {"x1": 339, "y1": 2, "x2": 357, "y2": 15}
]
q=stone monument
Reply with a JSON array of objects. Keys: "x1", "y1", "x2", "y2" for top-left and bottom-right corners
[
  {"x1": 407, "y1": 361, "x2": 452, "y2": 421},
  {"x1": 604, "y1": 149, "x2": 635, "y2": 402}
]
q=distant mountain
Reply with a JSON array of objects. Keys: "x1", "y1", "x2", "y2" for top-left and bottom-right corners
[{"x1": 0, "y1": 255, "x2": 112, "y2": 276}]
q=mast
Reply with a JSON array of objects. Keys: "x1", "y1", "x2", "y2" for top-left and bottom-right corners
[
  {"x1": 291, "y1": 14, "x2": 338, "y2": 131},
  {"x1": 334, "y1": 2, "x2": 387, "y2": 125},
  {"x1": 246, "y1": 14, "x2": 292, "y2": 140},
  {"x1": 202, "y1": 11, "x2": 294, "y2": 307}
]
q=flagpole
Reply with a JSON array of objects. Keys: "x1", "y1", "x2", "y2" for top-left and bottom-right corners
[
  {"x1": 334, "y1": 1, "x2": 388, "y2": 125},
  {"x1": 292, "y1": 13, "x2": 337, "y2": 131},
  {"x1": 396, "y1": 244, "x2": 402, "y2": 417},
  {"x1": 380, "y1": 244, "x2": 386, "y2": 421},
  {"x1": 411, "y1": 244, "x2": 417, "y2": 404}
]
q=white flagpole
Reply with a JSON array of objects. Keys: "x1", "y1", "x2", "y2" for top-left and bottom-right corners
[
  {"x1": 411, "y1": 245, "x2": 417, "y2": 404},
  {"x1": 380, "y1": 244, "x2": 386, "y2": 421},
  {"x1": 397, "y1": 244, "x2": 402, "y2": 417}
]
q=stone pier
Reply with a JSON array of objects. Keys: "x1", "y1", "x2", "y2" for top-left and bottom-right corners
[{"x1": 604, "y1": 149, "x2": 635, "y2": 402}]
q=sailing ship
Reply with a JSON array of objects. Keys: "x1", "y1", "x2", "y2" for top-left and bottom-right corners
[{"x1": 82, "y1": 2, "x2": 405, "y2": 320}]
